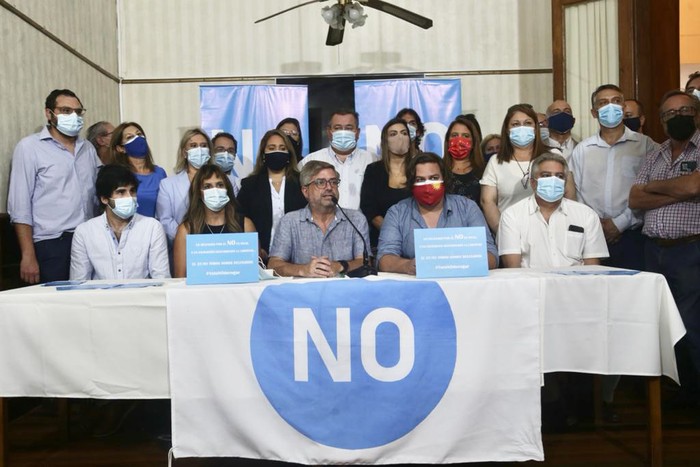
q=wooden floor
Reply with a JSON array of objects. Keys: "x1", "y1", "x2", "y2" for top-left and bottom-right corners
[{"x1": 5, "y1": 377, "x2": 700, "y2": 467}]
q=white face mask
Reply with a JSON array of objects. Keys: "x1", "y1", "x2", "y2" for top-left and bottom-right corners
[
  {"x1": 110, "y1": 196, "x2": 138, "y2": 219},
  {"x1": 187, "y1": 147, "x2": 211, "y2": 169},
  {"x1": 202, "y1": 187, "x2": 229, "y2": 212},
  {"x1": 54, "y1": 112, "x2": 84, "y2": 137}
]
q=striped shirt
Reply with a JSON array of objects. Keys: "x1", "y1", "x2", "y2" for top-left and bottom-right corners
[{"x1": 635, "y1": 130, "x2": 700, "y2": 239}]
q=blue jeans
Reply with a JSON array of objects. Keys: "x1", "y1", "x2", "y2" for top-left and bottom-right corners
[{"x1": 645, "y1": 238, "x2": 700, "y2": 397}]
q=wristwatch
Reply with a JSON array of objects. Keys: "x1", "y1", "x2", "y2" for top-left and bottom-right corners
[{"x1": 339, "y1": 260, "x2": 349, "y2": 275}]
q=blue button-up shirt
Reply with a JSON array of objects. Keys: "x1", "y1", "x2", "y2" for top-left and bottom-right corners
[
  {"x1": 377, "y1": 194, "x2": 498, "y2": 264},
  {"x1": 269, "y1": 205, "x2": 369, "y2": 264},
  {"x1": 8, "y1": 127, "x2": 101, "y2": 241}
]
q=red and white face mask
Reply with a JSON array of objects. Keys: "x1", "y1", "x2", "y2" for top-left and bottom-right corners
[
  {"x1": 448, "y1": 136, "x2": 472, "y2": 160},
  {"x1": 412, "y1": 180, "x2": 445, "y2": 207}
]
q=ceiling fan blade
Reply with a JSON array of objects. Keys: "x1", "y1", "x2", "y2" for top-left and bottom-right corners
[
  {"x1": 362, "y1": 0, "x2": 433, "y2": 29},
  {"x1": 326, "y1": 19, "x2": 346, "y2": 46},
  {"x1": 255, "y1": 0, "x2": 328, "y2": 24}
]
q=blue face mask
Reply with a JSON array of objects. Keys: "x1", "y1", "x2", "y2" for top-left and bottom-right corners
[
  {"x1": 214, "y1": 152, "x2": 235, "y2": 173},
  {"x1": 110, "y1": 197, "x2": 138, "y2": 219},
  {"x1": 547, "y1": 112, "x2": 575, "y2": 133},
  {"x1": 187, "y1": 147, "x2": 210, "y2": 169},
  {"x1": 407, "y1": 124, "x2": 417, "y2": 141},
  {"x1": 509, "y1": 126, "x2": 536, "y2": 148},
  {"x1": 202, "y1": 187, "x2": 229, "y2": 212},
  {"x1": 539, "y1": 127, "x2": 550, "y2": 142},
  {"x1": 54, "y1": 112, "x2": 84, "y2": 137},
  {"x1": 330, "y1": 130, "x2": 357, "y2": 151},
  {"x1": 597, "y1": 103, "x2": 624, "y2": 128},
  {"x1": 536, "y1": 176, "x2": 565, "y2": 203},
  {"x1": 124, "y1": 135, "x2": 149, "y2": 158}
]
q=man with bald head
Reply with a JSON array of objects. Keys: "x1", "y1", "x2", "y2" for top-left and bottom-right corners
[{"x1": 545, "y1": 99, "x2": 577, "y2": 160}]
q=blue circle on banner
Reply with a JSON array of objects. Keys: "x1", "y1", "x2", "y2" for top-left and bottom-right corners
[{"x1": 250, "y1": 280, "x2": 456, "y2": 449}]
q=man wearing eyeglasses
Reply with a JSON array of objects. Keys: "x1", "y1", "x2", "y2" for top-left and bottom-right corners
[
  {"x1": 211, "y1": 132, "x2": 240, "y2": 196},
  {"x1": 268, "y1": 161, "x2": 369, "y2": 277},
  {"x1": 8, "y1": 89, "x2": 101, "y2": 284},
  {"x1": 569, "y1": 84, "x2": 659, "y2": 272},
  {"x1": 630, "y1": 90, "x2": 700, "y2": 406},
  {"x1": 298, "y1": 109, "x2": 379, "y2": 210}
]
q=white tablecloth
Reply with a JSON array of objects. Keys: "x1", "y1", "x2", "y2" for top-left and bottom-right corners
[{"x1": 0, "y1": 269, "x2": 685, "y2": 398}]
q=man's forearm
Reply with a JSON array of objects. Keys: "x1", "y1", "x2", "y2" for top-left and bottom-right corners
[
  {"x1": 14, "y1": 223, "x2": 36, "y2": 259},
  {"x1": 644, "y1": 173, "x2": 700, "y2": 200}
]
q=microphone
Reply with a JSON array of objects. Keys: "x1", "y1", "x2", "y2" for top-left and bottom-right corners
[{"x1": 331, "y1": 196, "x2": 377, "y2": 278}]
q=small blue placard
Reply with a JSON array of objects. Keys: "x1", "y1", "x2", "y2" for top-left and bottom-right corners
[
  {"x1": 414, "y1": 227, "x2": 488, "y2": 278},
  {"x1": 186, "y1": 233, "x2": 259, "y2": 285}
]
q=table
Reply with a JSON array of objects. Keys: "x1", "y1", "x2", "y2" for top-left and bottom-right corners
[{"x1": 0, "y1": 268, "x2": 686, "y2": 465}]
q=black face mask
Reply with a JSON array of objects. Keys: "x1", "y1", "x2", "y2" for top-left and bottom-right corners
[
  {"x1": 623, "y1": 117, "x2": 641, "y2": 132},
  {"x1": 264, "y1": 151, "x2": 290, "y2": 171},
  {"x1": 289, "y1": 139, "x2": 303, "y2": 159},
  {"x1": 666, "y1": 115, "x2": 697, "y2": 141}
]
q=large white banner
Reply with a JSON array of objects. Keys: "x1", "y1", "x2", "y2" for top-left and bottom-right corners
[{"x1": 167, "y1": 277, "x2": 543, "y2": 464}]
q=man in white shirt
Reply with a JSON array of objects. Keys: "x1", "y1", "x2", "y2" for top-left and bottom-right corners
[
  {"x1": 70, "y1": 165, "x2": 170, "y2": 280},
  {"x1": 545, "y1": 99, "x2": 578, "y2": 160},
  {"x1": 498, "y1": 153, "x2": 609, "y2": 268},
  {"x1": 298, "y1": 109, "x2": 378, "y2": 210},
  {"x1": 569, "y1": 84, "x2": 658, "y2": 271}
]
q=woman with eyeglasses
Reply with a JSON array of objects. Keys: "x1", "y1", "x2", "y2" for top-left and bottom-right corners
[
  {"x1": 360, "y1": 118, "x2": 413, "y2": 251},
  {"x1": 111, "y1": 122, "x2": 167, "y2": 218},
  {"x1": 156, "y1": 128, "x2": 212, "y2": 244},
  {"x1": 480, "y1": 104, "x2": 556, "y2": 234},
  {"x1": 173, "y1": 165, "x2": 250, "y2": 278},
  {"x1": 236, "y1": 129, "x2": 307, "y2": 261},
  {"x1": 443, "y1": 117, "x2": 486, "y2": 207},
  {"x1": 276, "y1": 117, "x2": 304, "y2": 159}
]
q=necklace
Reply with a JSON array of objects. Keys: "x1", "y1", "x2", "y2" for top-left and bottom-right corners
[
  {"x1": 515, "y1": 159, "x2": 531, "y2": 189},
  {"x1": 206, "y1": 224, "x2": 225, "y2": 234}
]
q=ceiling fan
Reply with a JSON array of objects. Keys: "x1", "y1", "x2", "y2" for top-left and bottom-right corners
[{"x1": 255, "y1": 0, "x2": 433, "y2": 46}]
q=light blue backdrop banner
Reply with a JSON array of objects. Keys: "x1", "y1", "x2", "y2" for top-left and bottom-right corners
[
  {"x1": 354, "y1": 79, "x2": 462, "y2": 157},
  {"x1": 200, "y1": 85, "x2": 309, "y2": 179}
]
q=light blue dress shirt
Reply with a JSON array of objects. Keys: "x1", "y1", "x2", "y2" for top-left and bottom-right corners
[
  {"x1": 156, "y1": 171, "x2": 190, "y2": 242},
  {"x1": 8, "y1": 126, "x2": 101, "y2": 241},
  {"x1": 377, "y1": 195, "x2": 498, "y2": 264}
]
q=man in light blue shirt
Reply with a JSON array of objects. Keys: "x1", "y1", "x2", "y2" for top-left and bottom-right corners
[
  {"x1": 268, "y1": 161, "x2": 368, "y2": 277},
  {"x1": 377, "y1": 152, "x2": 498, "y2": 274},
  {"x1": 70, "y1": 165, "x2": 170, "y2": 280},
  {"x1": 8, "y1": 89, "x2": 101, "y2": 284}
]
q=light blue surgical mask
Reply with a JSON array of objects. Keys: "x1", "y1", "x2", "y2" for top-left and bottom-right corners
[
  {"x1": 54, "y1": 112, "x2": 84, "y2": 137},
  {"x1": 597, "y1": 103, "x2": 624, "y2": 128},
  {"x1": 509, "y1": 126, "x2": 536, "y2": 148},
  {"x1": 187, "y1": 147, "x2": 210, "y2": 169},
  {"x1": 110, "y1": 196, "x2": 138, "y2": 219},
  {"x1": 536, "y1": 176, "x2": 565, "y2": 203},
  {"x1": 539, "y1": 127, "x2": 550, "y2": 142},
  {"x1": 214, "y1": 152, "x2": 235, "y2": 173},
  {"x1": 330, "y1": 130, "x2": 357, "y2": 151},
  {"x1": 408, "y1": 124, "x2": 417, "y2": 141},
  {"x1": 202, "y1": 187, "x2": 229, "y2": 212}
]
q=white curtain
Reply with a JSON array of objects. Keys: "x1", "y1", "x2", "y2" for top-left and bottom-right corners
[{"x1": 564, "y1": 0, "x2": 619, "y2": 141}]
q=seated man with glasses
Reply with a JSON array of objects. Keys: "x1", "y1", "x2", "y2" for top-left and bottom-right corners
[
  {"x1": 498, "y1": 152, "x2": 609, "y2": 268},
  {"x1": 268, "y1": 160, "x2": 369, "y2": 277},
  {"x1": 8, "y1": 88, "x2": 101, "y2": 284}
]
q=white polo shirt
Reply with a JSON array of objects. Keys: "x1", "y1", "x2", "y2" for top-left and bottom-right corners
[
  {"x1": 298, "y1": 147, "x2": 379, "y2": 210},
  {"x1": 497, "y1": 196, "x2": 609, "y2": 268}
]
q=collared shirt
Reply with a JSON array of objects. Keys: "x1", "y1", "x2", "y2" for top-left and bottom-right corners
[
  {"x1": 546, "y1": 136, "x2": 577, "y2": 161},
  {"x1": 269, "y1": 205, "x2": 369, "y2": 265},
  {"x1": 70, "y1": 212, "x2": 171, "y2": 280},
  {"x1": 479, "y1": 157, "x2": 533, "y2": 212},
  {"x1": 8, "y1": 126, "x2": 101, "y2": 241},
  {"x1": 377, "y1": 194, "x2": 498, "y2": 264},
  {"x1": 298, "y1": 147, "x2": 379, "y2": 210},
  {"x1": 497, "y1": 196, "x2": 609, "y2": 268},
  {"x1": 569, "y1": 127, "x2": 658, "y2": 232},
  {"x1": 635, "y1": 130, "x2": 700, "y2": 239},
  {"x1": 156, "y1": 171, "x2": 190, "y2": 242}
]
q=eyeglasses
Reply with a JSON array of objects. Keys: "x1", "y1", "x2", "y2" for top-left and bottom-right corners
[
  {"x1": 214, "y1": 146, "x2": 237, "y2": 155},
  {"x1": 307, "y1": 178, "x2": 340, "y2": 188},
  {"x1": 281, "y1": 129, "x2": 299, "y2": 137},
  {"x1": 661, "y1": 106, "x2": 697, "y2": 123},
  {"x1": 53, "y1": 107, "x2": 86, "y2": 116}
]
